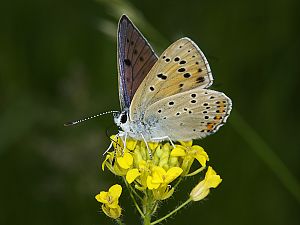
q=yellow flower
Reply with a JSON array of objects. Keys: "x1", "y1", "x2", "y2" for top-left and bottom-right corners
[
  {"x1": 171, "y1": 141, "x2": 208, "y2": 175},
  {"x1": 117, "y1": 152, "x2": 133, "y2": 169},
  {"x1": 125, "y1": 160, "x2": 150, "y2": 190},
  {"x1": 102, "y1": 204, "x2": 122, "y2": 219},
  {"x1": 126, "y1": 168, "x2": 141, "y2": 184},
  {"x1": 190, "y1": 166, "x2": 222, "y2": 201},
  {"x1": 101, "y1": 137, "x2": 219, "y2": 204},
  {"x1": 95, "y1": 184, "x2": 122, "y2": 208},
  {"x1": 147, "y1": 166, "x2": 183, "y2": 190}
]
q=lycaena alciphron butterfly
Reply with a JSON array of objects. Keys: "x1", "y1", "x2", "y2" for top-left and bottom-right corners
[{"x1": 65, "y1": 15, "x2": 232, "y2": 144}]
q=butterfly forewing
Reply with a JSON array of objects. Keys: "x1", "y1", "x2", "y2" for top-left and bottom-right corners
[
  {"x1": 118, "y1": 15, "x2": 158, "y2": 110},
  {"x1": 144, "y1": 89, "x2": 232, "y2": 141},
  {"x1": 130, "y1": 38, "x2": 213, "y2": 120}
]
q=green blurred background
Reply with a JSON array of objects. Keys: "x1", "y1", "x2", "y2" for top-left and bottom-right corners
[{"x1": 0, "y1": 0, "x2": 299, "y2": 224}]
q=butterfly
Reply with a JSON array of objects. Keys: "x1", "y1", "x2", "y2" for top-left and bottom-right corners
[{"x1": 113, "y1": 15, "x2": 232, "y2": 143}]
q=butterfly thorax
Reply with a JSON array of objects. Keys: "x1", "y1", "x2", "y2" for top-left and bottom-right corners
[{"x1": 114, "y1": 110, "x2": 162, "y2": 141}]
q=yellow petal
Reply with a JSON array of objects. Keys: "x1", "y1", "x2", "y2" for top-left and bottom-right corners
[
  {"x1": 192, "y1": 146, "x2": 208, "y2": 166},
  {"x1": 171, "y1": 146, "x2": 186, "y2": 157},
  {"x1": 126, "y1": 139, "x2": 137, "y2": 151},
  {"x1": 95, "y1": 191, "x2": 108, "y2": 203},
  {"x1": 190, "y1": 166, "x2": 222, "y2": 201},
  {"x1": 205, "y1": 166, "x2": 216, "y2": 177},
  {"x1": 117, "y1": 152, "x2": 133, "y2": 169},
  {"x1": 153, "y1": 166, "x2": 166, "y2": 175},
  {"x1": 193, "y1": 146, "x2": 208, "y2": 158},
  {"x1": 107, "y1": 200, "x2": 119, "y2": 209},
  {"x1": 194, "y1": 154, "x2": 208, "y2": 167},
  {"x1": 126, "y1": 169, "x2": 141, "y2": 184},
  {"x1": 164, "y1": 167, "x2": 183, "y2": 184},
  {"x1": 109, "y1": 184, "x2": 122, "y2": 199},
  {"x1": 124, "y1": 152, "x2": 133, "y2": 165},
  {"x1": 178, "y1": 140, "x2": 193, "y2": 147},
  {"x1": 205, "y1": 166, "x2": 222, "y2": 188},
  {"x1": 206, "y1": 175, "x2": 222, "y2": 188},
  {"x1": 147, "y1": 176, "x2": 160, "y2": 190},
  {"x1": 152, "y1": 173, "x2": 164, "y2": 184},
  {"x1": 152, "y1": 166, "x2": 166, "y2": 183}
]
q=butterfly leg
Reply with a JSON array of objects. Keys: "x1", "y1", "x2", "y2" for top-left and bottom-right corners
[
  {"x1": 152, "y1": 136, "x2": 175, "y2": 148},
  {"x1": 103, "y1": 133, "x2": 121, "y2": 156},
  {"x1": 122, "y1": 132, "x2": 128, "y2": 156},
  {"x1": 103, "y1": 140, "x2": 113, "y2": 156},
  {"x1": 140, "y1": 133, "x2": 153, "y2": 160},
  {"x1": 116, "y1": 131, "x2": 127, "y2": 156}
]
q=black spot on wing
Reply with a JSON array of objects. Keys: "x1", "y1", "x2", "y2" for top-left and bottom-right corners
[
  {"x1": 157, "y1": 73, "x2": 167, "y2": 80},
  {"x1": 124, "y1": 59, "x2": 131, "y2": 66}
]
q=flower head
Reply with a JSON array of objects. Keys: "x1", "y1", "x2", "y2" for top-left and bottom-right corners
[
  {"x1": 102, "y1": 136, "x2": 216, "y2": 202},
  {"x1": 95, "y1": 184, "x2": 122, "y2": 219},
  {"x1": 147, "y1": 166, "x2": 183, "y2": 190},
  {"x1": 190, "y1": 166, "x2": 222, "y2": 201},
  {"x1": 97, "y1": 133, "x2": 224, "y2": 223}
]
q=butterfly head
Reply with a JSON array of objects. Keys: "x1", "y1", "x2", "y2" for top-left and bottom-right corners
[{"x1": 113, "y1": 111, "x2": 130, "y2": 130}]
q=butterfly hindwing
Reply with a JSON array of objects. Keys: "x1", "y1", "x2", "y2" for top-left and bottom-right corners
[
  {"x1": 143, "y1": 89, "x2": 232, "y2": 141},
  {"x1": 118, "y1": 15, "x2": 158, "y2": 110},
  {"x1": 130, "y1": 38, "x2": 213, "y2": 120}
]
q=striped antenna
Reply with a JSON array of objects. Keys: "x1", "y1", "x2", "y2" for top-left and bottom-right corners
[{"x1": 64, "y1": 110, "x2": 119, "y2": 126}]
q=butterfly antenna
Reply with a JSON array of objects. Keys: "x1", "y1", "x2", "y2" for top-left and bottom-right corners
[{"x1": 64, "y1": 110, "x2": 119, "y2": 126}]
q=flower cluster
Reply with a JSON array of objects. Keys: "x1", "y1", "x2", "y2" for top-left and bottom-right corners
[
  {"x1": 95, "y1": 184, "x2": 122, "y2": 219},
  {"x1": 102, "y1": 136, "x2": 209, "y2": 200},
  {"x1": 96, "y1": 135, "x2": 222, "y2": 223}
]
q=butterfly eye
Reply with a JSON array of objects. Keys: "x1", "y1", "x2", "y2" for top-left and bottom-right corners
[
  {"x1": 120, "y1": 114, "x2": 127, "y2": 124},
  {"x1": 113, "y1": 112, "x2": 120, "y2": 118}
]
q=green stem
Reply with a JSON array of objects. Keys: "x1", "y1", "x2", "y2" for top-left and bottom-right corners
[
  {"x1": 150, "y1": 201, "x2": 158, "y2": 215},
  {"x1": 173, "y1": 177, "x2": 183, "y2": 190},
  {"x1": 129, "y1": 182, "x2": 143, "y2": 201},
  {"x1": 185, "y1": 165, "x2": 206, "y2": 177},
  {"x1": 144, "y1": 214, "x2": 151, "y2": 225},
  {"x1": 144, "y1": 190, "x2": 154, "y2": 225},
  {"x1": 151, "y1": 198, "x2": 192, "y2": 225},
  {"x1": 123, "y1": 178, "x2": 145, "y2": 218},
  {"x1": 115, "y1": 218, "x2": 125, "y2": 225}
]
